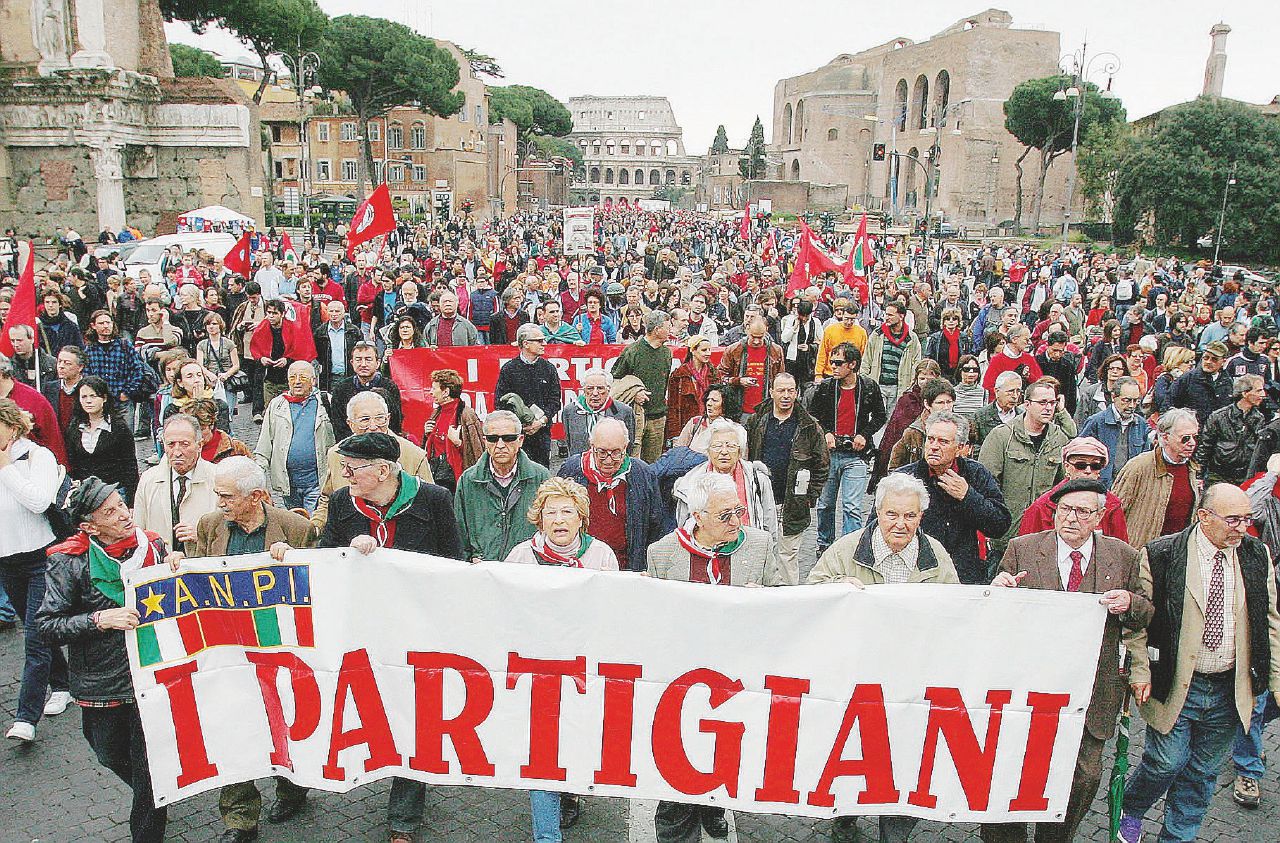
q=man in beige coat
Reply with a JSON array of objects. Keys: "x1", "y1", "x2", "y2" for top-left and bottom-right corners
[
  {"x1": 1115, "y1": 484, "x2": 1280, "y2": 843},
  {"x1": 1112, "y1": 408, "x2": 1201, "y2": 550},
  {"x1": 134, "y1": 413, "x2": 218, "y2": 554}
]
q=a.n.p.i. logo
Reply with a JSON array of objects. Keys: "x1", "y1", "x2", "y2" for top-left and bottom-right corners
[{"x1": 134, "y1": 565, "x2": 313, "y2": 667}]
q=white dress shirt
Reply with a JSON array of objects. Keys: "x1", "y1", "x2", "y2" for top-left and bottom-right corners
[{"x1": 1056, "y1": 535, "x2": 1094, "y2": 590}]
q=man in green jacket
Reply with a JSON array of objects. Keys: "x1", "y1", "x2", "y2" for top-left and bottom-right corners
[
  {"x1": 611, "y1": 310, "x2": 673, "y2": 462},
  {"x1": 453, "y1": 410, "x2": 550, "y2": 563}
]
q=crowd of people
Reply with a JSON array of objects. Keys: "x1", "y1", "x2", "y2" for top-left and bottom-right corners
[{"x1": 3, "y1": 206, "x2": 1280, "y2": 843}]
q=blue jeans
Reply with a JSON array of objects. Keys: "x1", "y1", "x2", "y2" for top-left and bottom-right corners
[
  {"x1": 0, "y1": 579, "x2": 15, "y2": 623},
  {"x1": 283, "y1": 484, "x2": 321, "y2": 513},
  {"x1": 530, "y1": 790, "x2": 562, "y2": 843},
  {"x1": 816, "y1": 451, "x2": 869, "y2": 551},
  {"x1": 1232, "y1": 691, "x2": 1280, "y2": 778},
  {"x1": 1123, "y1": 672, "x2": 1239, "y2": 842},
  {"x1": 0, "y1": 548, "x2": 69, "y2": 724}
]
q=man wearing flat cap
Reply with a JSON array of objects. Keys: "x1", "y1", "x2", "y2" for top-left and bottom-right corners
[
  {"x1": 1019, "y1": 436, "x2": 1131, "y2": 541},
  {"x1": 35, "y1": 477, "x2": 175, "y2": 843},
  {"x1": 984, "y1": 477, "x2": 1153, "y2": 843},
  {"x1": 302, "y1": 432, "x2": 460, "y2": 843}
]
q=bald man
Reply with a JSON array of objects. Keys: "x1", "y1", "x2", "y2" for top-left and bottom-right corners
[{"x1": 254, "y1": 361, "x2": 336, "y2": 512}]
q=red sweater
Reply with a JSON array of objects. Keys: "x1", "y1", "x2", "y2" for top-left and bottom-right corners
[
  {"x1": 8, "y1": 380, "x2": 67, "y2": 465},
  {"x1": 982, "y1": 351, "x2": 1043, "y2": 400}
]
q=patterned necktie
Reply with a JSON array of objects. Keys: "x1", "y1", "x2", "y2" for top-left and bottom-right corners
[
  {"x1": 1204, "y1": 551, "x2": 1226, "y2": 650},
  {"x1": 1066, "y1": 550, "x2": 1085, "y2": 592}
]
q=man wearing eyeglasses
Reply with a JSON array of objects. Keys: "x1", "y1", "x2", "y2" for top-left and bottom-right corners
[
  {"x1": 987, "y1": 477, "x2": 1152, "y2": 843},
  {"x1": 1079, "y1": 376, "x2": 1149, "y2": 487},
  {"x1": 494, "y1": 324, "x2": 563, "y2": 467},
  {"x1": 1020, "y1": 436, "x2": 1130, "y2": 541},
  {"x1": 1115, "y1": 483, "x2": 1280, "y2": 843},
  {"x1": 454, "y1": 409, "x2": 550, "y2": 566},
  {"x1": 1113, "y1": 407, "x2": 1202, "y2": 550},
  {"x1": 557, "y1": 418, "x2": 662, "y2": 572},
  {"x1": 1169, "y1": 340, "x2": 1233, "y2": 427},
  {"x1": 647, "y1": 472, "x2": 784, "y2": 842}
]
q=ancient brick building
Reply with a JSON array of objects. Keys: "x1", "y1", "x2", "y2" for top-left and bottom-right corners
[{"x1": 567, "y1": 96, "x2": 700, "y2": 207}]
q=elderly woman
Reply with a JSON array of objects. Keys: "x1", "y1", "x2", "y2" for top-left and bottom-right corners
[
  {"x1": 672, "y1": 418, "x2": 777, "y2": 536},
  {"x1": 423, "y1": 368, "x2": 484, "y2": 491},
  {"x1": 504, "y1": 476, "x2": 618, "y2": 843},
  {"x1": 0, "y1": 397, "x2": 70, "y2": 742},
  {"x1": 65, "y1": 375, "x2": 140, "y2": 501},
  {"x1": 665, "y1": 334, "x2": 721, "y2": 443}
]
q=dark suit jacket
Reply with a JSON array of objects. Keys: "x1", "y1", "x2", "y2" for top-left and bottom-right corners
[
  {"x1": 192, "y1": 504, "x2": 318, "y2": 558},
  {"x1": 1001, "y1": 530, "x2": 1154, "y2": 741}
]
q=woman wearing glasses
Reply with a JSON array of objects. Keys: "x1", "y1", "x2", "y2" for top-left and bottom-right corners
[
  {"x1": 952, "y1": 354, "x2": 987, "y2": 421},
  {"x1": 923, "y1": 306, "x2": 967, "y2": 382}
]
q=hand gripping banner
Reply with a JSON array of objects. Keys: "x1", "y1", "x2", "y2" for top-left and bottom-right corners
[{"x1": 127, "y1": 550, "x2": 1106, "y2": 822}]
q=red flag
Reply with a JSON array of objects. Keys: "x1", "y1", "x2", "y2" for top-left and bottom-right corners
[
  {"x1": 786, "y1": 222, "x2": 844, "y2": 298},
  {"x1": 739, "y1": 207, "x2": 751, "y2": 241},
  {"x1": 347, "y1": 183, "x2": 396, "y2": 259},
  {"x1": 761, "y1": 230, "x2": 776, "y2": 265},
  {"x1": 0, "y1": 242, "x2": 36, "y2": 358},
  {"x1": 281, "y1": 231, "x2": 299, "y2": 263},
  {"x1": 840, "y1": 213, "x2": 877, "y2": 306},
  {"x1": 284, "y1": 300, "x2": 318, "y2": 362},
  {"x1": 223, "y1": 231, "x2": 253, "y2": 279}
]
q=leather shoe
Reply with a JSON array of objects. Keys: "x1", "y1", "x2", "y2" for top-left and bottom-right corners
[
  {"x1": 559, "y1": 793, "x2": 581, "y2": 829},
  {"x1": 831, "y1": 816, "x2": 859, "y2": 843},
  {"x1": 701, "y1": 810, "x2": 729, "y2": 839},
  {"x1": 219, "y1": 829, "x2": 259, "y2": 843},
  {"x1": 265, "y1": 797, "x2": 306, "y2": 823}
]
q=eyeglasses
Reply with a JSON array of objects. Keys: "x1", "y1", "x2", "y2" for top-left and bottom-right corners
[
  {"x1": 591, "y1": 447, "x2": 625, "y2": 460},
  {"x1": 1056, "y1": 504, "x2": 1100, "y2": 520},
  {"x1": 961, "y1": 366, "x2": 980, "y2": 373},
  {"x1": 1067, "y1": 460, "x2": 1105, "y2": 472},
  {"x1": 1028, "y1": 398, "x2": 1057, "y2": 407},
  {"x1": 709, "y1": 441, "x2": 741, "y2": 452},
  {"x1": 710, "y1": 505, "x2": 747, "y2": 523},
  {"x1": 1167, "y1": 433, "x2": 1198, "y2": 444},
  {"x1": 484, "y1": 433, "x2": 521, "y2": 443},
  {"x1": 1204, "y1": 511, "x2": 1254, "y2": 529},
  {"x1": 830, "y1": 358, "x2": 848, "y2": 367},
  {"x1": 339, "y1": 462, "x2": 378, "y2": 478}
]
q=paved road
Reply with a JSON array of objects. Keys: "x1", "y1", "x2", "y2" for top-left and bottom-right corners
[{"x1": 3, "y1": 409, "x2": 1280, "y2": 841}]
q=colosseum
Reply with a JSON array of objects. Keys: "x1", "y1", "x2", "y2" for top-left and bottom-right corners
[{"x1": 567, "y1": 95, "x2": 701, "y2": 206}]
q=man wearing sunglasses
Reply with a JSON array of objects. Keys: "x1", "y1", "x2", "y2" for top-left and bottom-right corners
[
  {"x1": 1116, "y1": 483, "x2": 1280, "y2": 843},
  {"x1": 1113, "y1": 407, "x2": 1202, "y2": 550},
  {"x1": 454, "y1": 410, "x2": 549, "y2": 566},
  {"x1": 1019, "y1": 436, "x2": 1130, "y2": 541}
]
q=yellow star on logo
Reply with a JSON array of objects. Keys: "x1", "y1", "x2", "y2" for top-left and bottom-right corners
[{"x1": 140, "y1": 588, "x2": 165, "y2": 618}]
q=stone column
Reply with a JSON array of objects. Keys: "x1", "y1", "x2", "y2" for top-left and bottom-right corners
[
  {"x1": 70, "y1": 0, "x2": 115, "y2": 69},
  {"x1": 89, "y1": 142, "x2": 125, "y2": 231}
]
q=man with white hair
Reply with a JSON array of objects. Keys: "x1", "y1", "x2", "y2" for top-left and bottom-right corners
[
  {"x1": 562, "y1": 367, "x2": 635, "y2": 457},
  {"x1": 808, "y1": 471, "x2": 958, "y2": 843},
  {"x1": 423, "y1": 289, "x2": 480, "y2": 347},
  {"x1": 494, "y1": 323, "x2": 562, "y2": 468},
  {"x1": 253, "y1": 361, "x2": 334, "y2": 512},
  {"x1": 647, "y1": 471, "x2": 783, "y2": 842}
]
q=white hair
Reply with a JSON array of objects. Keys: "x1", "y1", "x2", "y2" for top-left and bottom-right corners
[
  {"x1": 875, "y1": 473, "x2": 930, "y2": 513},
  {"x1": 687, "y1": 472, "x2": 738, "y2": 516},
  {"x1": 994, "y1": 370, "x2": 1023, "y2": 391},
  {"x1": 483, "y1": 409, "x2": 522, "y2": 432},
  {"x1": 581, "y1": 367, "x2": 614, "y2": 387},
  {"x1": 707, "y1": 418, "x2": 748, "y2": 453},
  {"x1": 347, "y1": 389, "x2": 389, "y2": 420},
  {"x1": 214, "y1": 455, "x2": 268, "y2": 496}
]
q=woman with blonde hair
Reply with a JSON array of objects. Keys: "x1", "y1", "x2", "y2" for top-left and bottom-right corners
[
  {"x1": 163, "y1": 358, "x2": 230, "y2": 432},
  {"x1": 1152, "y1": 345, "x2": 1197, "y2": 414}
]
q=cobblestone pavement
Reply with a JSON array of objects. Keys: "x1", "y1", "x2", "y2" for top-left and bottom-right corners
[{"x1": 3, "y1": 411, "x2": 1280, "y2": 841}]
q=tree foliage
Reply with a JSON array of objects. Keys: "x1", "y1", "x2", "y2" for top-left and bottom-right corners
[
  {"x1": 1003, "y1": 75, "x2": 1126, "y2": 232},
  {"x1": 460, "y1": 47, "x2": 503, "y2": 79},
  {"x1": 1076, "y1": 119, "x2": 1131, "y2": 223},
  {"x1": 739, "y1": 116, "x2": 767, "y2": 180},
  {"x1": 711, "y1": 125, "x2": 730, "y2": 154},
  {"x1": 316, "y1": 15, "x2": 464, "y2": 198},
  {"x1": 169, "y1": 43, "x2": 223, "y2": 77},
  {"x1": 1113, "y1": 96, "x2": 1280, "y2": 262},
  {"x1": 531, "y1": 136, "x2": 584, "y2": 173},
  {"x1": 488, "y1": 85, "x2": 572, "y2": 143},
  {"x1": 163, "y1": 0, "x2": 330, "y2": 104}
]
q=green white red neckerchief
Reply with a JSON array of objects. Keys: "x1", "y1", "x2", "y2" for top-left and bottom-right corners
[{"x1": 530, "y1": 532, "x2": 593, "y2": 568}]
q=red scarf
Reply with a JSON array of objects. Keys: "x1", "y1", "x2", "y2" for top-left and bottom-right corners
[
  {"x1": 941, "y1": 327, "x2": 961, "y2": 369},
  {"x1": 283, "y1": 390, "x2": 315, "y2": 404},
  {"x1": 426, "y1": 399, "x2": 464, "y2": 481},
  {"x1": 49, "y1": 528, "x2": 163, "y2": 558},
  {"x1": 880, "y1": 321, "x2": 909, "y2": 345},
  {"x1": 588, "y1": 315, "x2": 604, "y2": 345},
  {"x1": 201, "y1": 430, "x2": 226, "y2": 463}
]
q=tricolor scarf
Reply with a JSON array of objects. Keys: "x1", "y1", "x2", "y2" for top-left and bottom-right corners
[
  {"x1": 530, "y1": 532, "x2": 593, "y2": 568},
  {"x1": 674, "y1": 519, "x2": 746, "y2": 585},
  {"x1": 575, "y1": 394, "x2": 616, "y2": 441},
  {"x1": 351, "y1": 472, "x2": 420, "y2": 547},
  {"x1": 581, "y1": 449, "x2": 631, "y2": 516},
  {"x1": 48, "y1": 528, "x2": 163, "y2": 606}
]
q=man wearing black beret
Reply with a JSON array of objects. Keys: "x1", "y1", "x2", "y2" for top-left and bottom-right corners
[{"x1": 983, "y1": 476, "x2": 1153, "y2": 843}]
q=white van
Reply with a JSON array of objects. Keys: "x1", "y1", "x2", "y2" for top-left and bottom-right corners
[{"x1": 119, "y1": 232, "x2": 238, "y2": 281}]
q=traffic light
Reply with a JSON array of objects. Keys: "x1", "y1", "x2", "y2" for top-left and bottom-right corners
[{"x1": 872, "y1": 143, "x2": 886, "y2": 161}]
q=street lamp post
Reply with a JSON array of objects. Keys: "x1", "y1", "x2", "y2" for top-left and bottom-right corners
[
  {"x1": 1055, "y1": 40, "x2": 1120, "y2": 251},
  {"x1": 278, "y1": 40, "x2": 321, "y2": 233},
  {"x1": 1213, "y1": 161, "x2": 1237, "y2": 267}
]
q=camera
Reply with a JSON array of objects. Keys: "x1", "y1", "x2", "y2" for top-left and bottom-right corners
[{"x1": 834, "y1": 435, "x2": 858, "y2": 453}]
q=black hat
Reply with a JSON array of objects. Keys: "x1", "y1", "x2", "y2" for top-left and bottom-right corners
[
  {"x1": 336, "y1": 432, "x2": 400, "y2": 462},
  {"x1": 1049, "y1": 477, "x2": 1107, "y2": 504},
  {"x1": 68, "y1": 476, "x2": 121, "y2": 525}
]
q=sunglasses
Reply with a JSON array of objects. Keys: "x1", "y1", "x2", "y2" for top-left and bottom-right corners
[
  {"x1": 961, "y1": 366, "x2": 980, "y2": 373},
  {"x1": 484, "y1": 433, "x2": 520, "y2": 443},
  {"x1": 713, "y1": 505, "x2": 748, "y2": 523},
  {"x1": 1067, "y1": 460, "x2": 1105, "y2": 472}
]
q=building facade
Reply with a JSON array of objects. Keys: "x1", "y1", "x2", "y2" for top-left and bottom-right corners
[
  {"x1": 696, "y1": 149, "x2": 744, "y2": 210},
  {"x1": 567, "y1": 95, "x2": 700, "y2": 206},
  {"x1": 770, "y1": 8, "x2": 1075, "y2": 230}
]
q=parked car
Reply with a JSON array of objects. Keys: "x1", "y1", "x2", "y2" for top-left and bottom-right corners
[
  {"x1": 1219, "y1": 264, "x2": 1268, "y2": 285},
  {"x1": 118, "y1": 232, "x2": 237, "y2": 281}
]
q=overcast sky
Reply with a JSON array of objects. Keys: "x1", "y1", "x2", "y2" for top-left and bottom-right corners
[{"x1": 168, "y1": 0, "x2": 1279, "y2": 153}]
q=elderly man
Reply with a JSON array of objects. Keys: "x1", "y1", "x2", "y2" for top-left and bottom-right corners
[
  {"x1": 980, "y1": 379, "x2": 1070, "y2": 564},
  {"x1": 42, "y1": 345, "x2": 87, "y2": 433},
  {"x1": 172, "y1": 457, "x2": 315, "y2": 840},
  {"x1": 747, "y1": 372, "x2": 828, "y2": 583},
  {"x1": 1113, "y1": 408, "x2": 1201, "y2": 549},
  {"x1": 1197, "y1": 373, "x2": 1267, "y2": 486},
  {"x1": 809, "y1": 472, "x2": 958, "y2": 843},
  {"x1": 985, "y1": 477, "x2": 1152, "y2": 843},
  {"x1": 134, "y1": 413, "x2": 218, "y2": 553},
  {"x1": 1079, "y1": 375, "x2": 1149, "y2": 487},
  {"x1": 312, "y1": 391, "x2": 433, "y2": 530},
  {"x1": 1117, "y1": 484, "x2": 1280, "y2": 843},
  {"x1": 36, "y1": 478, "x2": 171, "y2": 843},
  {"x1": 718, "y1": 315, "x2": 784, "y2": 418},
  {"x1": 494, "y1": 323, "x2": 562, "y2": 468},
  {"x1": 9, "y1": 324, "x2": 56, "y2": 388},
  {"x1": 648, "y1": 472, "x2": 783, "y2": 842},
  {"x1": 1170, "y1": 340, "x2": 1233, "y2": 426},
  {"x1": 1020, "y1": 436, "x2": 1130, "y2": 541},
  {"x1": 330, "y1": 341, "x2": 403, "y2": 441},
  {"x1": 612, "y1": 310, "x2": 674, "y2": 463},
  {"x1": 557, "y1": 417, "x2": 663, "y2": 572},
  {"x1": 455, "y1": 410, "x2": 550, "y2": 565},
  {"x1": 972, "y1": 371, "x2": 1024, "y2": 450},
  {"x1": 312, "y1": 300, "x2": 360, "y2": 391},
  {"x1": 424, "y1": 290, "x2": 481, "y2": 347},
  {"x1": 488, "y1": 286, "x2": 530, "y2": 345},
  {"x1": 253, "y1": 361, "x2": 334, "y2": 512},
  {"x1": 892, "y1": 410, "x2": 1011, "y2": 584},
  {"x1": 303, "y1": 431, "x2": 459, "y2": 843},
  {"x1": 562, "y1": 367, "x2": 635, "y2": 458}
]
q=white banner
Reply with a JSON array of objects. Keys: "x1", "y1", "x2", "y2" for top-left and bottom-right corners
[
  {"x1": 127, "y1": 550, "x2": 1106, "y2": 822},
  {"x1": 563, "y1": 206, "x2": 595, "y2": 255}
]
